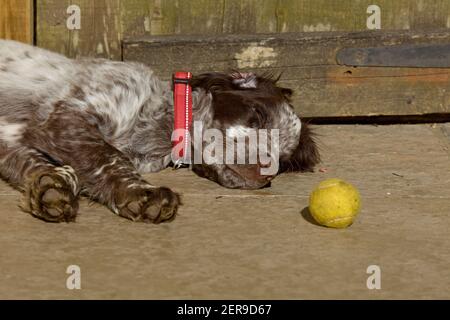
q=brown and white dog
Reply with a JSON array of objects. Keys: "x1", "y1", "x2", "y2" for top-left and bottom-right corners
[{"x1": 0, "y1": 39, "x2": 320, "y2": 223}]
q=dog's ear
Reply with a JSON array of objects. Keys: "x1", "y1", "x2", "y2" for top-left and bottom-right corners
[
  {"x1": 279, "y1": 122, "x2": 320, "y2": 173},
  {"x1": 280, "y1": 88, "x2": 293, "y2": 100},
  {"x1": 231, "y1": 72, "x2": 258, "y2": 89}
]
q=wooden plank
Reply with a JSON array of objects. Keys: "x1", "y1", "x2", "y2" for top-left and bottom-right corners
[
  {"x1": 408, "y1": 0, "x2": 450, "y2": 30},
  {"x1": 337, "y1": 44, "x2": 450, "y2": 68},
  {"x1": 36, "y1": 0, "x2": 122, "y2": 59},
  {"x1": 120, "y1": 0, "x2": 154, "y2": 38},
  {"x1": 222, "y1": 0, "x2": 259, "y2": 34},
  {"x1": 119, "y1": 0, "x2": 178, "y2": 37},
  {"x1": 274, "y1": 0, "x2": 450, "y2": 32},
  {"x1": 36, "y1": 0, "x2": 71, "y2": 55},
  {"x1": 176, "y1": 0, "x2": 224, "y2": 34},
  {"x1": 149, "y1": 0, "x2": 177, "y2": 35},
  {"x1": 36, "y1": 0, "x2": 450, "y2": 59},
  {"x1": 0, "y1": 0, "x2": 33, "y2": 43},
  {"x1": 123, "y1": 30, "x2": 450, "y2": 117}
]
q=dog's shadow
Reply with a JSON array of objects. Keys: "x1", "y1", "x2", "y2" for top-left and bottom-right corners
[{"x1": 300, "y1": 206, "x2": 322, "y2": 227}]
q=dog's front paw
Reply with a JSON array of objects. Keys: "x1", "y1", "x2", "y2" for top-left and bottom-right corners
[
  {"x1": 21, "y1": 166, "x2": 79, "y2": 222},
  {"x1": 114, "y1": 184, "x2": 180, "y2": 224}
]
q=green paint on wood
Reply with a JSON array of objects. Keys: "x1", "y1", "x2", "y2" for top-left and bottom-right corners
[
  {"x1": 36, "y1": 0, "x2": 70, "y2": 54},
  {"x1": 36, "y1": 0, "x2": 450, "y2": 59},
  {"x1": 37, "y1": 0, "x2": 122, "y2": 59}
]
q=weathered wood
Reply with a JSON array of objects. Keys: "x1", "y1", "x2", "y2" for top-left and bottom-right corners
[
  {"x1": 0, "y1": 0, "x2": 33, "y2": 44},
  {"x1": 36, "y1": 0, "x2": 450, "y2": 59},
  {"x1": 123, "y1": 30, "x2": 450, "y2": 117},
  {"x1": 176, "y1": 0, "x2": 225, "y2": 34},
  {"x1": 337, "y1": 44, "x2": 450, "y2": 68},
  {"x1": 36, "y1": 0, "x2": 122, "y2": 59},
  {"x1": 120, "y1": 0, "x2": 174, "y2": 37},
  {"x1": 274, "y1": 0, "x2": 450, "y2": 32},
  {"x1": 36, "y1": 0, "x2": 70, "y2": 54},
  {"x1": 408, "y1": 0, "x2": 450, "y2": 30}
]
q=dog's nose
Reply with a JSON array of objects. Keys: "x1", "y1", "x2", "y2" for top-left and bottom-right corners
[
  {"x1": 258, "y1": 162, "x2": 276, "y2": 181},
  {"x1": 260, "y1": 162, "x2": 271, "y2": 168}
]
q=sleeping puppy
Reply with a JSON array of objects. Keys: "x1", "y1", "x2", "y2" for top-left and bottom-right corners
[{"x1": 0, "y1": 39, "x2": 319, "y2": 223}]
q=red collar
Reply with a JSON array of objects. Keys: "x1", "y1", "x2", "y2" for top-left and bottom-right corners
[{"x1": 172, "y1": 71, "x2": 193, "y2": 165}]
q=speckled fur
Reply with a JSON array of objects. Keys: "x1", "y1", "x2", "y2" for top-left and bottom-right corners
[{"x1": 0, "y1": 40, "x2": 319, "y2": 223}]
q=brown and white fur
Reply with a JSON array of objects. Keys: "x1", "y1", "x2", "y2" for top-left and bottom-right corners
[{"x1": 0, "y1": 39, "x2": 319, "y2": 224}]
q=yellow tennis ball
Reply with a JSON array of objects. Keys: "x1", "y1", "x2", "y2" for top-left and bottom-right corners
[{"x1": 309, "y1": 178, "x2": 361, "y2": 228}]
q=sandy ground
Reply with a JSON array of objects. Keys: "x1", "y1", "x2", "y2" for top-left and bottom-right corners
[{"x1": 0, "y1": 124, "x2": 449, "y2": 299}]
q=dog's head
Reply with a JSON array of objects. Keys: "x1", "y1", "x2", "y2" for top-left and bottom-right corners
[{"x1": 188, "y1": 72, "x2": 320, "y2": 189}]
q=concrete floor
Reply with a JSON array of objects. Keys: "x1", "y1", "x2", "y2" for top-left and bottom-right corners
[{"x1": 0, "y1": 124, "x2": 449, "y2": 299}]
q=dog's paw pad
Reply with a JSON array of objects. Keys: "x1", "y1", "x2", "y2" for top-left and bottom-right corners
[
  {"x1": 117, "y1": 185, "x2": 180, "y2": 224},
  {"x1": 22, "y1": 168, "x2": 79, "y2": 223}
]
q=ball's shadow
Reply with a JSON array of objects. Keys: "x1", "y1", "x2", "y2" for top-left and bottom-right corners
[{"x1": 301, "y1": 206, "x2": 322, "y2": 227}]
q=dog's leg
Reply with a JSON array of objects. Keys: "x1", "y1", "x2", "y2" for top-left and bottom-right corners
[
  {"x1": 24, "y1": 107, "x2": 179, "y2": 223},
  {"x1": 0, "y1": 146, "x2": 79, "y2": 222}
]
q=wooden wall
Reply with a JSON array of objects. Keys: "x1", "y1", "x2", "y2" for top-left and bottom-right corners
[
  {"x1": 36, "y1": 0, "x2": 450, "y2": 60},
  {"x1": 2, "y1": 0, "x2": 449, "y2": 117},
  {"x1": 124, "y1": 30, "x2": 450, "y2": 118},
  {"x1": 0, "y1": 0, "x2": 33, "y2": 44}
]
